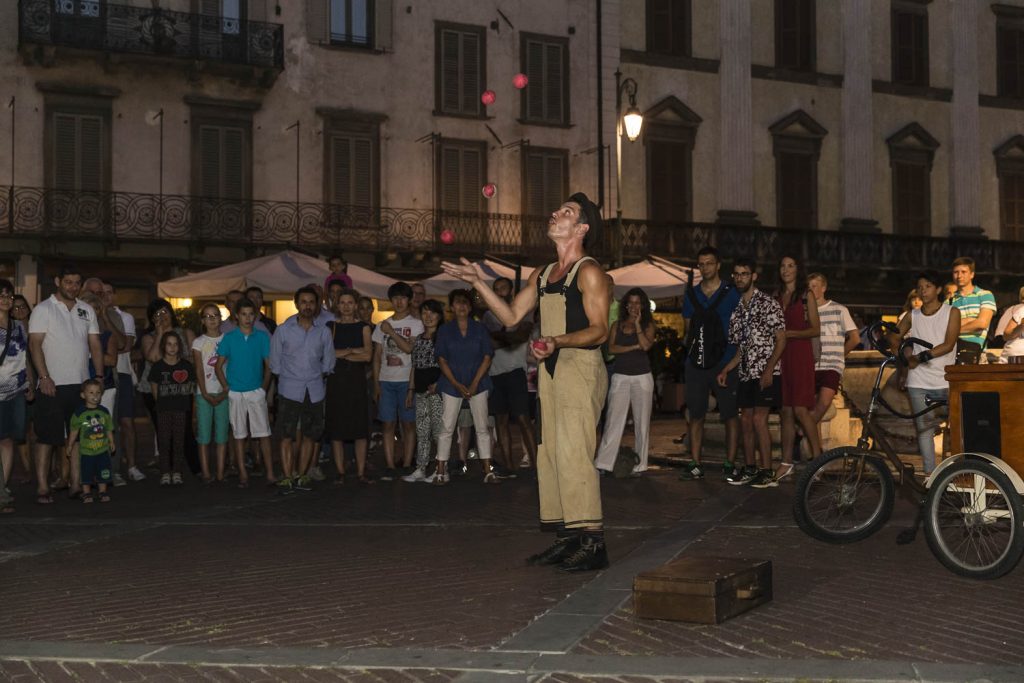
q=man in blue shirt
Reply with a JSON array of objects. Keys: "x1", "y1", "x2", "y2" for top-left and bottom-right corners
[
  {"x1": 680, "y1": 246, "x2": 740, "y2": 481},
  {"x1": 215, "y1": 298, "x2": 273, "y2": 488},
  {"x1": 269, "y1": 287, "x2": 335, "y2": 492}
]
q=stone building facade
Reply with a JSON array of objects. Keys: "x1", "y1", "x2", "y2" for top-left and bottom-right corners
[{"x1": 3, "y1": 0, "x2": 1024, "y2": 310}]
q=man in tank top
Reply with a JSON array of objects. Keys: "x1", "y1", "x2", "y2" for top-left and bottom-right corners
[{"x1": 441, "y1": 192, "x2": 611, "y2": 572}]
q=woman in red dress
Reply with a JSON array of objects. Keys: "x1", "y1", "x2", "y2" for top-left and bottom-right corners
[{"x1": 775, "y1": 255, "x2": 821, "y2": 481}]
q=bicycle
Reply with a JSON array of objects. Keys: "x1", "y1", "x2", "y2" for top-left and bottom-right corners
[{"x1": 792, "y1": 321, "x2": 1024, "y2": 579}]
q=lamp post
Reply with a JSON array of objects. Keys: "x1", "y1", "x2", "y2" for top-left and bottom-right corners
[{"x1": 615, "y1": 69, "x2": 642, "y2": 267}]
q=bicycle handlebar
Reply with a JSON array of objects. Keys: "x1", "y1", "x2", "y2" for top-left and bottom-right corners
[{"x1": 866, "y1": 321, "x2": 933, "y2": 367}]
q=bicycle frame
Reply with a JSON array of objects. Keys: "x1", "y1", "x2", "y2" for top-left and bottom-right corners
[{"x1": 855, "y1": 353, "x2": 942, "y2": 495}]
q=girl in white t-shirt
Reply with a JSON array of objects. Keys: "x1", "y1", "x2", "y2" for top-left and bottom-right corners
[
  {"x1": 192, "y1": 304, "x2": 229, "y2": 483},
  {"x1": 894, "y1": 271, "x2": 961, "y2": 473}
]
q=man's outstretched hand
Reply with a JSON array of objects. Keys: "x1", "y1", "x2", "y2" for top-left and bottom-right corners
[{"x1": 440, "y1": 258, "x2": 483, "y2": 285}]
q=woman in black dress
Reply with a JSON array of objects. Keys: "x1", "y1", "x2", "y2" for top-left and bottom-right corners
[{"x1": 326, "y1": 288, "x2": 373, "y2": 483}]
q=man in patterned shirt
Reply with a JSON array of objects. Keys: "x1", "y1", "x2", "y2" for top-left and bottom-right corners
[
  {"x1": 716, "y1": 259, "x2": 786, "y2": 488},
  {"x1": 949, "y1": 257, "x2": 996, "y2": 364}
]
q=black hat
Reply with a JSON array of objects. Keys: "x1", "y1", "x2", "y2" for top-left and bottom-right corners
[{"x1": 568, "y1": 192, "x2": 603, "y2": 250}]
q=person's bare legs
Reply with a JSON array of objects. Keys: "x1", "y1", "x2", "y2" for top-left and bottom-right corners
[
  {"x1": 198, "y1": 442, "x2": 213, "y2": 481},
  {"x1": 780, "y1": 407, "x2": 796, "y2": 465},
  {"x1": 494, "y1": 414, "x2": 513, "y2": 471},
  {"x1": 515, "y1": 414, "x2": 536, "y2": 471},
  {"x1": 381, "y1": 421, "x2": 398, "y2": 469},
  {"x1": 34, "y1": 443, "x2": 52, "y2": 497},
  {"x1": 232, "y1": 438, "x2": 249, "y2": 485},
  {"x1": 725, "y1": 416, "x2": 739, "y2": 463},
  {"x1": 354, "y1": 438, "x2": 368, "y2": 477},
  {"x1": 214, "y1": 442, "x2": 226, "y2": 480},
  {"x1": 280, "y1": 438, "x2": 296, "y2": 479},
  {"x1": 297, "y1": 436, "x2": 316, "y2": 477},
  {"x1": 331, "y1": 441, "x2": 346, "y2": 478},
  {"x1": 688, "y1": 417, "x2": 705, "y2": 463},
  {"x1": 739, "y1": 410, "x2": 757, "y2": 468},
  {"x1": 0, "y1": 441, "x2": 12, "y2": 488},
  {"x1": 257, "y1": 437, "x2": 274, "y2": 480},
  {"x1": 793, "y1": 407, "x2": 822, "y2": 458},
  {"x1": 810, "y1": 387, "x2": 836, "y2": 425},
  {"x1": 119, "y1": 417, "x2": 137, "y2": 471},
  {"x1": 400, "y1": 421, "x2": 416, "y2": 468},
  {"x1": 753, "y1": 407, "x2": 773, "y2": 470}
]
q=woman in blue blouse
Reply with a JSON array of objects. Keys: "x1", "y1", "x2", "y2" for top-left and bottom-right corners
[{"x1": 433, "y1": 289, "x2": 496, "y2": 484}]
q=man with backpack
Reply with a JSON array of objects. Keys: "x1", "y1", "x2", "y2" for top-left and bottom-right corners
[{"x1": 679, "y1": 246, "x2": 740, "y2": 480}]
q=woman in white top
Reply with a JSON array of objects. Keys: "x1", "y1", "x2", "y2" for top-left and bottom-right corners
[{"x1": 893, "y1": 270, "x2": 961, "y2": 473}]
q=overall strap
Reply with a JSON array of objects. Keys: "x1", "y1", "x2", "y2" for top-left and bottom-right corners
[
  {"x1": 538, "y1": 262, "x2": 558, "y2": 296},
  {"x1": 562, "y1": 256, "x2": 596, "y2": 292}
]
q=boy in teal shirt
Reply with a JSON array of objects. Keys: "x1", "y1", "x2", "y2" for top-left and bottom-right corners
[{"x1": 68, "y1": 378, "x2": 116, "y2": 503}]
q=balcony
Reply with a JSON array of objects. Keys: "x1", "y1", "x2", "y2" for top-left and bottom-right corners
[
  {"x1": 3, "y1": 185, "x2": 1022, "y2": 278},
  {"x1": 18, "y1": 0, "x2": 284, "y2": 71}
]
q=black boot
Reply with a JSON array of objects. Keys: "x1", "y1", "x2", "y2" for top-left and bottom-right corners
[
  {"x1": 558, "y1": 535, "x2": 609, "y2": 572},
  {"x1": 525, "y1": 535, "x2": 580, "y2": 566}
]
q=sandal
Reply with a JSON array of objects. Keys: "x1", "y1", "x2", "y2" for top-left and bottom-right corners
[
  {"x1": 82, "y1": 493, "x2": 94, "y2": 504},
  {"x1": 35, "y1": 494, "x2": 53, "y2": 505},
  {"x1": 334, "y1": 475, "x2": 345, "y2": 486},
  {"x1": 775, "y1": 462, "x2": 796, "y2": 482},
  {"x1": 357, "y1": 475, "x2": 375, "y2": 485},
  {"x1": 1, "y1": 503, "x2": 14, "y2": 514},
  {"x1": 237, "y1": 480, "x2": 250, "y2": 489},
  {"x1": 99, "y1": 494, "x2": 111, "y2": 503}
]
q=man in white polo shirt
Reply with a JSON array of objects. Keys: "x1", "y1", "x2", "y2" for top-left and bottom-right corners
[{"x1": 28, "y1": 264, "x2": 104, "y2": 503}]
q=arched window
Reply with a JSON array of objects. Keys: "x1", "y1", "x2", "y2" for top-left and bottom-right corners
[
  {"x1": 886, "y1": 123, "x2": 939, "y2": 236},
  {"x1": 642, "y1": 96, "x2": 702, "y2": 223}
]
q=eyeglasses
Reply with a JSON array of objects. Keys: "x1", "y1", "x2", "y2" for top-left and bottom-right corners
[
  {"x1": 153, "y1": 309, "x2": 170, "y2": 318},
  {"x1": 202, "y1": 314, "x2": 220, "y2": 320},
  {"x1": 0, "y1": 293, "x2": 13, "y2": 301}
]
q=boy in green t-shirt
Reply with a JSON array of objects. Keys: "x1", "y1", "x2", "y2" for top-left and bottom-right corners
[{"x1": 67, "y1": 379, "x2": 116, "y2": 503}]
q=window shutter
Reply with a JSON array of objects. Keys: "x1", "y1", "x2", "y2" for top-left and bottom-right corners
[
  {"x1": 461, "y1": 32, "x2": 480, "y2": 115},
  {"x1": 543, "y1": 43, "x2": 563, "y2": 122},
  {"x1": 460, "y1": 146, "x2": 481, "y2": 212},
  {"x1": 441, "y1": 145, "x2": 461, "y2": 211},
  {"x1": 200, "y1": 0, "x2": 220, "y2": 16},
  {"x1": 78, "y1": 115, "x2": 104, "y2": 192},
  {"x1": 525, "y1": 40, "x2": 544, "y2": 120},
  {"x1": 375, "y1": 0, "x2": 393, "y2": 51},
  {"x1": 307, "y1": 0, "x2": 330, "y2": 45},
  {"x1": 441, "y1": 30, "x2": 461, "y2": 112},
  {"x1": 199, "y1": 126, "x2": 220, "y2": 197},
  {"x1": 330, "y1": 136, "x2": 352, "y2": 205},
  {"x1": 221, "y1": 127, "x2": 244, "y2": 199},
  {"x1": 352, "y1": 138, "x2": 372, "y2": 207},
  {"x1": 544, "y1": 154, "x2": 565, "y2": 212},
  {"x1": 525, "y1": 152, "x2": 545, "y2": 216},
  {"x1": 54, "y1": 114, "x2": 78, "y2": 190},
  {"x1": 649, "y1": 140, "x2": 690, "y2": 223}
]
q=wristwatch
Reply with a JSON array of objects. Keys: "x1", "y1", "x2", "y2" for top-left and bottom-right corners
[{"x1": 916, "y1": 350, "x2": 933, "y2": 364}]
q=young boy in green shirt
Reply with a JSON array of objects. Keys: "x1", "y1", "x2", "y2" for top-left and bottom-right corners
[{"x1": 68, "y1": 379, "x2": 116, "y2": 503}]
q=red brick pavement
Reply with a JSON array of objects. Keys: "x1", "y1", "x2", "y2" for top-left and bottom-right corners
[{"x1": 575, "y1": 484, "x2": 1024, "y2": 665}]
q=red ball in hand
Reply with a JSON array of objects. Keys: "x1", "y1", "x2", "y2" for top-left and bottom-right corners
[
  {"x1": 532, "y1": 340, "x2": 548, "y2": 352},
  {"x1": 440, "y1": 229, "x2": 455, "y2": 245}
]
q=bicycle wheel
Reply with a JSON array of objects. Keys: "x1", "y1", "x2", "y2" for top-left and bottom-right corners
[
  {"x1": 923, "y1": 460, "x2": 1024, "y2": 579},
  {"x1": 793, "y1": 447, "x2": 895, "y2": 543}
]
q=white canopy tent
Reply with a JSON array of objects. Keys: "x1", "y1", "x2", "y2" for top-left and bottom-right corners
[
  {"x1": 606, "y1": 257, "x2": 698, "y2": 299},
  {"x1": 157, "y1": 250, "x2": 399, "y2": 301},
  {"x1": 418, "y1": 259, "x2": 536, "y2": 296}
]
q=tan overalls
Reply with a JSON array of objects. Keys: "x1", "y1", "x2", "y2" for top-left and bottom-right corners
[{"x1": 536, "y1": 257, "x2": 608, "y2": 530}]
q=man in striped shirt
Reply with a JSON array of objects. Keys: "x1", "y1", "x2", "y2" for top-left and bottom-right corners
[
  {"x1": 807, "y1": 274, "x2": 860, "y2": 426},
  {"x1": 950, "y1": 257, "x2": 996, "y2": 364}
]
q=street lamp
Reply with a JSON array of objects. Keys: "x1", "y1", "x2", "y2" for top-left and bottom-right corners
[{"x1": 615, "y1": 69, "x2": 642, "y2": 266}]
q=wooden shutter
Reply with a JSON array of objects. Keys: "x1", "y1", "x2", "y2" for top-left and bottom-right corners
[
  {"x1": 524, "y1": 149, "x2": 566, "y2": 217},
  {"x1": 649, "y1": 140, "x2": 691, "y2": 223},
  {"x1": 997, "y1": 25, "x2": 1024, "y2": 98},
  {"x1": 543, "y1": 43, "x2": 564, "y2": 122},
  {"x1": 199, "y1": 125, "x2": 222, "y2": 197},
  {"x1": 198, "y1": 124, "x2": 246, "y2": 199},
  {"x1": 329, "y1": 133, "x2": 374, "y2": 207},
  {"x1": 375, "y1": 0, "x2": 393, "y2": 51},
  {"x1": 893, "y1": 161, "x2": 930, "y2": 236},
  {"x1": 330, "y1": 136, "x2": 352, "y2": 205},
  {"x1": 441, "y1": 29, "x2": 461, "y2": 112},
  {"x1": 647, "y1": 0, "x2": 689, "y2": 56},
  {"x1": 776, "y1": 0, "x2": 814, "y2": 70},
  {"x1": 525, "y1": 39, "x2": 545, "y2": 120},
  {"x1": 222, "y1": 127, "x2": 244, "y2": 199},
  {"x1": 461, "y1": 32, "x2": 480, "y2": 114},
  {"x1": 53, "y1": 112, "x2": 104, "y2": 191},
  {"x1": 307, "y1": 0, "x2": 330, "y2": 45},
  {"x1": 893, "y1": 9, "x2": 927, "y2": 85},
  {"x1": 439, "y1": 141, "x2": 484, "y2": 213}
]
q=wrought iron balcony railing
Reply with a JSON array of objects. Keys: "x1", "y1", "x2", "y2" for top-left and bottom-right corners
[
  {"x1": 2, "y1": 185, "x2": 1022, "y2": 275},
  {"x1": 18, "y1": 0, "x2": 284, "y2": 70}
]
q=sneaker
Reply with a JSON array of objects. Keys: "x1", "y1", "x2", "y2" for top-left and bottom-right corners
[
  {"x1": 171, "y1": 472, "x2": 183, "y2": 486},
  {"x1": 526, "y1": 536, "x2": 581, "y2": 566},
  {"x1": 127, "y1": 467, "x2": 146, "y2": 482},
  {"x1": 559, "y1": 536, "x2": 610, "y2": 572},
  {"x1": 483, "y1": 471, "x2": 501, "y2": 485},
  {"x1": 422, "y1": 472, "x2": 438, "y2": 484},
  {"x1": 726, "y1": 465, "x2": 757, "y2": 486},
  {"x1": 721, "y1": 459, "x2": 734, "y2": 475},
  {"x1": 293, "y1": 475, "x2": 313, "y2": 491},
  {"x1": 379, "y1": 468, "x2": 398, "y2": 481},
  {"x1": 519, "y1": 455, "x2": 532, "y2": 468},
  {"x1": 749, "y1": 468, "x2": 778, "y2": 489},
  {"x1": 433, "y1": 471, "x2": 449, "y2": 486},
  {"x1": 402, "y1": 467, "x2": 428, "y2": 483},
  {"x1": 678, "y1": 461, "x2": 704, "y2": 480},
  {"x1": 160, "y1": 474, "x2": 171, "y2": 487},
  {"x1": 276, "y1": 477, "x2": 294, "y2": 495},
  {"x1": 492, "y1": 465, "x2": 517, "y2": 479},
  {"x1": 775, "y1": 462, "x2": 796, "y2": 482},
  {"x1": 308, "y1": 466, "x2": 326, "y2": 482},
  {"x1": 112, "y1": 473, "x2": 127, "y2": 488},
  {"x1": 450, "y1": 461, "x2": 468, "y2": 477}
]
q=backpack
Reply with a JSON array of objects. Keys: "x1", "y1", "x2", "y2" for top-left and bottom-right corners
[{"x1": 684, "y1": 271, "x2": 729, "y2": 370}]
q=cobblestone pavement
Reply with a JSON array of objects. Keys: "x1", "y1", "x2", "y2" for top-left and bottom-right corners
[{"x1": 2, "y1": 419, "x2": 1023, "y2": 682}]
